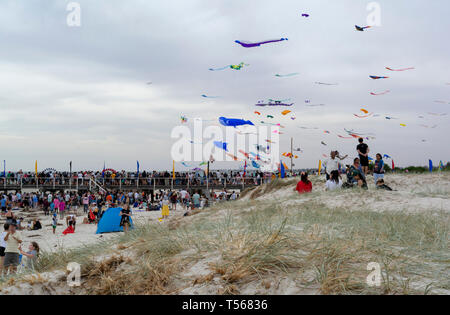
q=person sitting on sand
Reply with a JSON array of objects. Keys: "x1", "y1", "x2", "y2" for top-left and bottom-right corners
[
  {"x1": 346, "y1": 158, "x2": 367, "y2": 189},
  {"x1": 376, "y1": 179, "x2": 393, "y2": 191},
  {"x1": 325, "y1": 170, "x2": 342, "y2": 191},
  {"x1": 31, "y1": 219, "x2": 42, "y2": 231},
  {"x1": 19, "y1": 241, "x2": 39, "y2": 270},
  {"x1": 66, "y1": 214, "x2": 77, "y2": 231},
  {"x1": 88, "y1": 207, "x2": 96, "y2": 224},
  {"x1": 373, "y1": 153, "x2": 385, "y2": 184},
  {"x1": 294, "y1": 172, "x2": 312, "y2": 194}
]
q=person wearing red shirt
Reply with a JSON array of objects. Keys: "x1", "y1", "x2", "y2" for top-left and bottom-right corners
[{"x1": 294, "y1": 172, "x2": 312, "y2": 194}]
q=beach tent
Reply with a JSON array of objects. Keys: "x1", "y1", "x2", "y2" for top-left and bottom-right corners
[{"x1": 96, "y1": 207, "x2": 133, "y2": 234}]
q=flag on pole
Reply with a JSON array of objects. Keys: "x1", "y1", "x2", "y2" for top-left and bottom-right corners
[
  {"x1": 2, "y1": 160, "x2": 5, "y2": 177},
  {"x1": 243, "y1": 160, "x2": 247, "y2": 177},
  {"x1": 172, "y1": 160, "x2": 175, "y2": 179},
  {"x1": 439, "y1": 160, "x2": 444, "y2": 171},
  {"x1": 137, "y1": 160, "x2": 140, "y2": 176},
  {"x1": 429, "y1": 159, "x2": 433, "y2": 173},
  {"x1": 280, "y1": 162, "x2": 286, "y2": 178},
  {"x1": 70, "y1": 161, "x2": 72, "y2": 174},
  {"x1": 318, "y1": 160, "x2": 322, "y2": 175},
  {"x1": 35, "y1": 160, "x2": 38, "y2": 177},
  {"x1": 392, "y1": 159, "x2": 395, "y2": 171},
  {"x1": 102, "y1": 161, "x2": 106, "y2": 178}
]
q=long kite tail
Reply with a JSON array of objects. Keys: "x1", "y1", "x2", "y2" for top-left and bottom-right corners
[
  {"x1": 259, "y1": 38, "x2": 288, "y2": 45},
  {"x1": 209, "y1": 65, "x2": 230, "y2": 71}
]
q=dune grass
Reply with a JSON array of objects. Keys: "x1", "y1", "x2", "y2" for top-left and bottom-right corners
[{"x1": 1, "y1": 176, "x2": 448, "y2": 295}]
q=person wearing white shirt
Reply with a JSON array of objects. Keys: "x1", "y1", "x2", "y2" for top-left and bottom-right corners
[{"x1": 325, "y1": 171, "x2": 343, "y2": 191}]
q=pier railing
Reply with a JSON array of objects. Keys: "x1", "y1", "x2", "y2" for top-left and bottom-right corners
[{"x1": 0, "y1": 175, "x2": 271, "y2": 192}]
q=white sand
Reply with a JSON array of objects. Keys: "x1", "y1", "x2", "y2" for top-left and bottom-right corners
[{"x1": 4, "y1": 207, "x2": 168, "y2": 253}]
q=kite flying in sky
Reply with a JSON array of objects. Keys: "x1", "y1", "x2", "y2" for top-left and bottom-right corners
[
  {"x1": 235, "y1": 38, "x2": 288, "y2": 48},
  {"x1": 281, "y1": 110, "x2": 291, "y2": 115},
  {"x1": 275, "y1": 73, "x2": 299, "y2": 78},
  {"x1": 385, "y1": 67, "x2": 415, "y2": 72},
  {"x1": 209, "y1": 62, "x2": 249, "y2": 71},
  {"x1": 256, "y1": 100, "x2": 293, "y2": 106},
  {"x1": 315, "y1": 82, "x2": 339, "y2": 85},
  {"x1": 355, "y1": 25, "x2": 371, "y2": 31},
  {"x1": 305, "y1": 103, "x2": 325, "y2": 107},
  {"x1": 371, "y1": 90, "x2": 390, "y2": 96},
  {"x1": 370, "y1": 76, "x2": 389, "y2": 80},
  {"x1": 301, "y1": 13, "x2": 309, "y2": 17},
  {"x1": 214, "y1": 141, "x2": 228, "y2": 152},
  {"x1": 219, "y1": 117, "x2": 254, "y2": 127},
  {"x1": 201, "y1": 94, "x2": 220, "y2": 98}
]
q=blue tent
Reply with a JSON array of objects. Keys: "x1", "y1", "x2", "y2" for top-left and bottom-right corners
[{"x1": 96, "y1": 207, "x2": 133, "y2": 234}]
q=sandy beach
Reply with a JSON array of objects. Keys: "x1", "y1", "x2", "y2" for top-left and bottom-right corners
[{"x1": 0, "y1": 172, "x2": 448, "y2": 295}]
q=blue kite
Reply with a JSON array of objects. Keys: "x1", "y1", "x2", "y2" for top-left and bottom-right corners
[
  {"x1": 214, "y1": 141, "x2": 228, "y2": 152},
  {"x1": 219, "y1": 117, "x2": 254, "y2": 128}
]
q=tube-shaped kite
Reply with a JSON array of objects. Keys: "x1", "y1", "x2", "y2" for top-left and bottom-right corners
[
  {"x1": 275, "y1": 73, "x2": 299, "y2": 77},
  {"x1": 371, "y1": 90, "x2": 390, "y2": 96},
  {"x1": 235, "y1": 38, "x2": 288, "y2": 48},
  {"x1": 370, "y1": 76, "x2": 389, "y2": 80},
  {"x1": 385, "y1": 67, "x2": 414, "y2": 72}
]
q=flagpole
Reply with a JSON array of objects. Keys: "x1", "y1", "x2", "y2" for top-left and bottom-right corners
[
  {"x1": 171, "y1": 160, "x2": 174, "y2": 190},
  {"x1": 69, "y1": 161, "x2": 72, "y2": 190}
]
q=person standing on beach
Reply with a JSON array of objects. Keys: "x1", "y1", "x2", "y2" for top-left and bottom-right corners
[
  {"x1": 53, "y1": 197, "x2": 60, "y2": 217},
  {"x1": 119, "y1": 203, "x2": 132, "y2": 232},
  {"x1": 356, "y1": 138, "x2": 370, "y2": 176},
  {"x1": 192, "y1": 191, "x2": 201, "y2": 209},
  {"x1": 324, "y1": 151, "x2": 340, "y2": 180},
  {"x1": 3, "y1": 223, "x2": 22, "y2": 274},
  {"x1": 59, "y1": 199, "x2": 66, "y2": 219},
  {"x1": 82, "y1": 194, "x2": 89, "y2": 214},
  {"x1": 52, "y1": 213, "x2": 58, "y2": 234},
  {"x1": 0, "y1": 224, "x2": 9, "y2": 274}
]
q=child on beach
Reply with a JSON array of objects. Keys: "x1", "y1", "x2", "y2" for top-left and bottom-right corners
[
  {"x1": 161, "y1": 196, "x2": 170, "y2": 220},
  {"x1": 376, "y1": 179, "x2": 393, "y2": 191},
  {"x1": 52, "y1": 213, "x2": 57, "y2": 234},
  {"x1": 294, "y1": 172, "x2": 312, "y2": 194},
  {"x1": 19, "y1": 242, "x2": 39, "y2": 270}
]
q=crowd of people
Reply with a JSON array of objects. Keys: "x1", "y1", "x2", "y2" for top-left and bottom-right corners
[
  {"x1": 0, "y1": 186, "x2": 242, "y2": 275},
  {"x1": 294, "y1": 138, "x2": 393, "y2": 194},
  {"x1": 1, "y1": 137, "x2": 395, "y2": 276}
]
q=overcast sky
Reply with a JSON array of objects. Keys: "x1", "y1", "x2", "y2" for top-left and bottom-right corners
[{"x1": 0, "y1": 0, "x2": 449, "y2": 172}]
